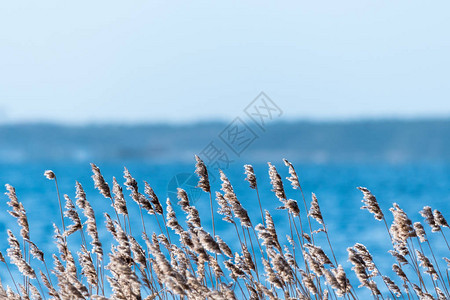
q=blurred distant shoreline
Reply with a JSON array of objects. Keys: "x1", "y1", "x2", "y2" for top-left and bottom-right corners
[{"x1": 1, "y1": 119, "x2": 449, "y2": 164}]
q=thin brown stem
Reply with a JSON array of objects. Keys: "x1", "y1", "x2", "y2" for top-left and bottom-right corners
[
  {"x1": 208, "y1": 192, "x2": 216, "y2": 238},
  {"x1": 255, "y1": 187, "x2": 265, "y2": 227},
  {"x1": 298, "y1": 183, "x2": 315, "y2": 244},
  {"x1": 3, "y1": 261, "x2": 20, "y2": 295},
  {"x1": 440, "y1": 230, "x2": 450, "y2": 251},
  {"x1": 54, "y1": 178, "x2": 66, "y2": 234}
]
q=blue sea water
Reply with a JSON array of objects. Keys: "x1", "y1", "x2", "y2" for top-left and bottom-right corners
[{"x1": 0, "y1": 160, "x2": 449, "y2": 296}]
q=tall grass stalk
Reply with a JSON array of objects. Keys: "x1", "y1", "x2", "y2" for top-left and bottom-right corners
[{"x1": 0, "y1": 159, "x2": 447, "y2": 300}]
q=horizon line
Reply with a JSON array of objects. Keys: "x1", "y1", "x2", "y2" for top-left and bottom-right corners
[{"x1": 1, "y1": 115, "x2": 450, "y2": 127}]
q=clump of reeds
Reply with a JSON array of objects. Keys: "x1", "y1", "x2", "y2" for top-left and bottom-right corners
[{"x1": 0, "y1": 158, "x2": 449, "y2": 299}]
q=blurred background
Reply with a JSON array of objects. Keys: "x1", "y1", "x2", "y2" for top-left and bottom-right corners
[{"x1": 0, "y1": 0, "x2": 449, "y2": 295}]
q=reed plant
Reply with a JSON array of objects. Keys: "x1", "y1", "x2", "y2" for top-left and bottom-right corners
[{"x1": 0, "y1": 158, "x2": 448, "y2": 299}]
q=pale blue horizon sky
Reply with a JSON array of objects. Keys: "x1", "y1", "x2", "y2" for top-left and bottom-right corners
[{"x1": 1, "y1": 1, "x2": 449, "y2": 124}]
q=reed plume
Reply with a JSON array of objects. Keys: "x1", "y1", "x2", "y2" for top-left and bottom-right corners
[
  {"x1": 358, "y1": 187, "x2": 384, "y2": 221},
  {"x1": 0, "y1": 159, "x2": 447, "y2": 300}
]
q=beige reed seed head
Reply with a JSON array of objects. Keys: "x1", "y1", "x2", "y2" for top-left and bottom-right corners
[
  {"x1": 44, "y1": 170, "x2": 55, "y2": 180},
  {"x1": 216, "y1": 191, "x2": 234, "y2": 224},
  {"x1": 382, "y1": 276, "x2": 402, "y2": 298},
  {"x1": 28, "y1": 282, "x2": 42, "y2": 300},
  {"x1": 144, "y1": 181, "x2": 163, "y2": 215},
  {"x1": 63, "y1": 194, "x2": 82, "y2": 237},
  {"x1": 7, "y1": 230, "x2": 36, "y2": 279},
  {"x1": 413, "y1": 222, "x2": 427, "y2": 242},
  {"x1": 5, "y1": 185, "x2": 30, "y2": 240},
  {"x1": 299, "y1": 269, "x2": 318, "y2": 295},
  {"x1": 264, "y1": 210, "x2": 282, "y2": 252},
  {"x1": 444, "y1": 257, "x2": 450, "y2": 268},
  {"x1": 433, "y1": 209, "x2": 449, "y2": 228},
  {"x1": 268, "y1": 162, "x2": 286, "y2": 201},
  {"x1": 303, "y1": 232, "x2": 312, "y2": 243},
  {"x1": 389, "y1": 250, "x2": 409, "y2": 265},
  {"x1": 309, "y1": 193, "x2": 324, "y2": 225},
  {"x1": 358, "y1": 187, "x2": 384, "y2": 221},
  {"x1": 124, "y1": 168, "x2": 154, "y2": 214},
  {"x1": 78, "y1": 245, "x2": 98, "y2": 286},
  {"x1": 3, "y1": 159, "x2": 449, "y2": 299},
  {"x1": 436, "y1": 287, "x2": 447, "y2": 300},
  {"x1": 390, "y1": 203, "x2": 415, "y2": 246},
  {"x1": 177, "y1": 188, "x2": 190, "y2": 212},
  {"x1": 283, "y1": 158, "x2": 300, "y2": 190},
  {"x1": 416, "y1": 250, "x2": 438, "y2": 280},
  {"x1": 420, "y1": 206, "x2": 440, "y2": 232},
  {"x1": 75, "y1": 181, "x2": 87, "y2": 209},
  {"x1": 283, "y1": 199, "x2": 300, "y2": 217},
  {"x1": 436, "y1": 287, "x2": 446, "y2": 300},
  {"x1": 166, "y1": 197, "x2": 183, "y2": 234},
  {"x1": 216, "y1": 236, "x2": 233, "y2": 258},
  {"x1": 6, "y1": 286, "x2": 20, "y2": 300},
  {"x1": 243, "y1": 164, "x2": 257, "y2": 189},
  {"x1": 5, "y1": 184, "x2": 19, "y2": 211},
  {"x1": 347, "y1": 247, "x2": 371, "y2": 289},
  {"x1": 40, "y1": 270, "x2": 59, "y2": 298},
  {"x1": 129, "y1": 236, "x2": 147, "y2": 268},
  {"x1": 194, "y1": 155, "x2": 210, "y2": 193},
  {"x1": 26, "y1": 240, "x2": 44, "y2": 262},
  {"x1": 392, "y1": 264, "x2": 408, "y2": 282},
  {"x1": 79, "y1": 199, "x2": 103, "y2": 260},
  {"x1": 283, "y1": 245, "x2": 296, "y2": 268},
  {"x1": 195, "y1": 227, "x2": 221, "y2": 255},
  {"x1": 219, "y1": 170, "x2": 252, "y2": 227},
  {"x1": 334, "y1": 265, "x2": 352, "y2": 295},
  {"x1": 305, "y1": 243, "x2": 333, "y2": 266},
  {"x1": 353, "y1": 243, "x2": 378, "y2": 277},
  {"x1": 322, "y1": 267, "x2": 343, "y2": 296},
  {"x1": 186, "y1": 206, "x2": 201, "y2": 228},
  {"x1": 91, "y1": 163, "x2": 111, "y2": 198},
  {"x1": 123, "y1": 167, "x2": 138, "y2": 191},
  {"x1": 112, "y1": 177, "x2": 128, "y2": 216}
]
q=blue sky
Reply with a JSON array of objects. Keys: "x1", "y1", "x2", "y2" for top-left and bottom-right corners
[{"x1": 0, "y1": 1, "x2": 449, "y2": 124}]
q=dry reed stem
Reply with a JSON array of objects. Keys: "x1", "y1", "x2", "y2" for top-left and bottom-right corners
[{"x1": 0, "y1": 159, "x2": 447, "y2": 300}]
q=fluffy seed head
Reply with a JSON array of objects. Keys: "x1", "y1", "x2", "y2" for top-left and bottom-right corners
[
  {"x1": 358, "y1": 187, "x2": 384, "y2": 221},
  {"x1": 91, "y1": 163, "x2": 111, "y2": 199},
  {"x1": 44, "y1": 170, "x2": 55, "y2": 180},
  {"x1": 420, "y1": 206, "x2": 440, "y2": 232},
  {"x1": 194, "y1": 155, "x2": 210, "y2": 193},
  {"x1": 268, "y1": 162, "x2": 286, "y2": 201},
  {"x1": 283, "y1": 159, "x2": 300, "y2": 190},
  {"x1": 309, "y1": 193, "x2": 324, "y2": 225},
  {"x1": 244, "y1": 164, "x2": 257, "y2": 189}
]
